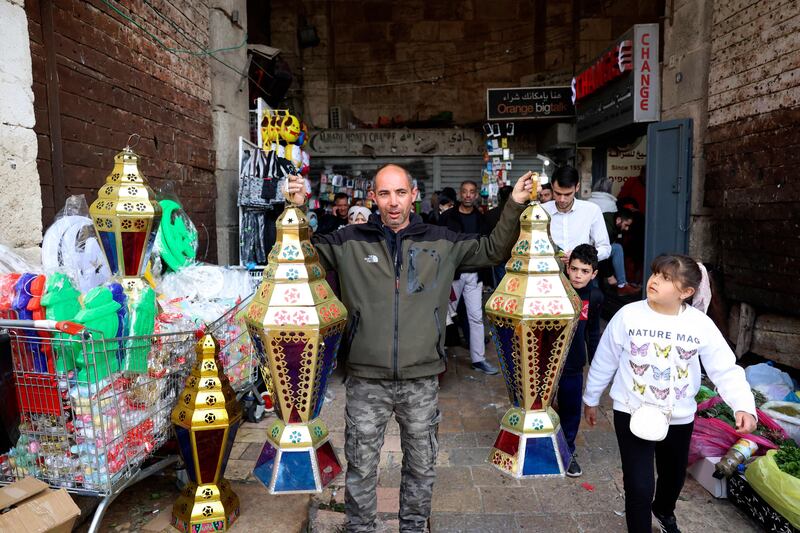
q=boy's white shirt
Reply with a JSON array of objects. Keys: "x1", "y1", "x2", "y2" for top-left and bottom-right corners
[{"x1": 582, "y1": 300, "x2": 756, "y2": 425}]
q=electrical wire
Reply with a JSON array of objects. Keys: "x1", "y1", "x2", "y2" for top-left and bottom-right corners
[
  {"x1": 101, "y1": 0, "x2": 247, "y2": 56},
  {"x1": 101, "y1": 0, "x2": 274, "y2": 99}
]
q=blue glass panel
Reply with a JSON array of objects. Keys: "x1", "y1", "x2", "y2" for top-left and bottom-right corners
[
  {"x1": 253, "y1": 443, "x2": 277, "y2": 490},
  {"x1": 522, "y1": 436, "x2": 561, "y2": 476},
  {"x1": 273, "y1": 450, "x2": 316, "y2": 492},
  {"x1": 98, "y1": 231, "x2": 119, "y2": 274},
  {"x1": 174, "y1": 426, "x2": 197, "y2": 483},
  {"x1": 555, "y1": 427, "x2": 572, "y2": 472},
  {"x1": 312, "y1": 331, "x2": 342, "y2": 418},
  {"x1": 491, "y1": 323, "x2": 520, "y2": 407}
]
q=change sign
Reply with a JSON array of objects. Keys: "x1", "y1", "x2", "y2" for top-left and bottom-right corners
[{"x1": 486, "y1": 87, "x2": 575, "y2": 121}]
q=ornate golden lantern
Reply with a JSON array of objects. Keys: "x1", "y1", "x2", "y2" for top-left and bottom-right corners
[
  {"x1": 244, "y1": 204, "x2": 347, "y2": 494},
  {"x1": 171, "y1": 333, "x2": 243, "y2": 532},
  {"x1": 89, "y1": 145, "x2": 161, "y2": 293},
  {"x1": 485, "y1": 183, "x2": 582, "y2": 477}
]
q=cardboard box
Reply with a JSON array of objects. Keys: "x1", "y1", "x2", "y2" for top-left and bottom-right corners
[
  {"x1": 687, "y1": 456, "x2": 727, "y2": 498},
  {"x1": 0, "y1": 477, "x2": 80, "y2": 533}
]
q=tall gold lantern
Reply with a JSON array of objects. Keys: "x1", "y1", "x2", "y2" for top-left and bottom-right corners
[
  {"x1": 171, "y1": 333, "x2": 243, "y2": 532},
  {"x1": 89, "y1": 146, "x2": 161, "y2": 293},
  {"x1": 485, "y1": 182, "x2": 582, "y2": 477},
  {"x1": 245, "y1": 205, "x2": 347, "y2": 494}
]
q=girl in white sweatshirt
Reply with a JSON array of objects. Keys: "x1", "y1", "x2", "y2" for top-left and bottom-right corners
[{"x1": 582, "y1": 254, "x2": 757, "y2": 533}]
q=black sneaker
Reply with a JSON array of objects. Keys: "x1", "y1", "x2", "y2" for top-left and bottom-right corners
[
  {"x1": 653, "y1": 512, "x2": 682, "y2": 533},
  {"x1": 565, "y1": 456, "x2": 582, "y2": 477}
]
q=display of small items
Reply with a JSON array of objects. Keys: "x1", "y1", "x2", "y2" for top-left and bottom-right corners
[
  {"x1": 483, "y1": 122, "x2": 516, "y2": 208},
  {"x1": 315, "y1": 172, "x2": 372, "y2": 209}
]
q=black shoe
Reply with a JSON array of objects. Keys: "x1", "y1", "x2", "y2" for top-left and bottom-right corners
[
  {"x1": 565, "y1": 455, "x2": 582, "y2": 477},
  {"x1": 471, "y1": 360, "x2": 499, "y2": 375},
  {"x1": 653, "y1": 512, "x2": 682, "y2": 533}
]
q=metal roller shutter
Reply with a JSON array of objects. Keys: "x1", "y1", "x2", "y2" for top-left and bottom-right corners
[{"x1": 438, "y1": 156, "x2": 545, "y2": 192}]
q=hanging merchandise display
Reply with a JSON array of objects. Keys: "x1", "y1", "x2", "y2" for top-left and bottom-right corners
[
  {"x1": 482, "y1": 122, "x2": 516, "y2": 208},
  {"x1": 89, "y1": 145, "x2": 162, "y2": 294},
  {"x1": 485, "y1": 174, "x2": 582, "y2": 477},
  {"x1": 245, "y1": 199, "x2": 346, "y2": 494},
  {"x1": 239, "y1": 105, "x2": 313, "y2": 267},
  {"x1": 171, "y1": 333, "x2": 242, "y2": 533},
  {"x1": 41, "y1": 196, "x2": 111, "y2": 293}
]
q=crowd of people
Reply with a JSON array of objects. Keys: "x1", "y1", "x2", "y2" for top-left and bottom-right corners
[{"x1": 286, "y1": 163, "x2": 755, "y2": 533}]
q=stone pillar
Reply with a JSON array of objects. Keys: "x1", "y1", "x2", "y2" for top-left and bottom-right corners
[
  {"x1": 209, "y1": 0, "x2": 250, "y2": 265},
  {"x1": 0, "y1": 0, "x2": 43, "y2": 263},
  {"x1": 660, "y1": 0, "x2": 715, "y2": 262}
]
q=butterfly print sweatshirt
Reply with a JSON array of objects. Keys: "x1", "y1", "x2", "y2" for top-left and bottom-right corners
[{"x1": 582, "y1": 300, "x2": 756, "y2": 425}]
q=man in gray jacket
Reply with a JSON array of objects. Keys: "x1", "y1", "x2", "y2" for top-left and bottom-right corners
[{"x1": 286, "y1": 167, "x2": 535, "y2": 532}]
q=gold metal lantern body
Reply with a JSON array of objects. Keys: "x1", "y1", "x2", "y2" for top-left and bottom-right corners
[
  {"x1": 485, "y1": 201, "x2": 582, "y2": 477},
  {"x1": 171, "y1": 333, "x2": 243, "y2": 532},
  {"x1": 245, "y1": 206, "x2": 347, "y2": 494},
  {"x1": 89, "y1": 147, "x2": 162, "y2": 294}
]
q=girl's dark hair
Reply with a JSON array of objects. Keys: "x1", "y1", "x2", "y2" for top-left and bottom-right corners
[{"x1": 650, "y1": 254, "x2": 702, "y2": 294}]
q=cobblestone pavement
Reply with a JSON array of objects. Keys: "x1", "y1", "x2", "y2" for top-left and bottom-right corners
[
  {"x1": 307, "y1": 344, "x2": 762, "y2": 533},
  {"x1": 84, "y1": 343, "x2": 761, "y2": 533}
]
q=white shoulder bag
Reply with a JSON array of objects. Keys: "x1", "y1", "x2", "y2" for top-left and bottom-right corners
[{"x1": 628, "y1": 354, "x2": 676, "y2": 442}]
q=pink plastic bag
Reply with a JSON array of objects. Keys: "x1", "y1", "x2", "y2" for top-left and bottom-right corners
[{"x1": 688, "y1": 396, "x2": 788, "y2": 465}]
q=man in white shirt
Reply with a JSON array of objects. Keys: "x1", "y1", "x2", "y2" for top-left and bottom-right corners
[{"x1": 542, "y1": 166, "x2": 611, "y2": 264}]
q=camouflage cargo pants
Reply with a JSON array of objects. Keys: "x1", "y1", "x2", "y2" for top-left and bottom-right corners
[{"x1": 344, "y1": 375, "x2": 440, "y2": 533}]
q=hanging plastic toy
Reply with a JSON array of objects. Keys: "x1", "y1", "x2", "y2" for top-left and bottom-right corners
[
  {"x1": 41, "y1": 273, "x2": 82, "y2": 372},
  {"x1": 157, "y1": 199, "x2": 198, "y2": 272},
  {"x1": 124, "y1": 285, "x2": 156, "y2": 373},
  {"x1": 73, "y1": 286, "x2": 121, "y2": 383}
]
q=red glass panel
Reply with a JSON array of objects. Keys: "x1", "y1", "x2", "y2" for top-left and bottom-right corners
[
  {"x1": 194, "y1": 428, "x2": 225, "y2": 484},
  {"x1": 493, "y1": 430, "x2": 520, "y2": 456},
  {"x1": 315, "y1": 441, "x2": 341, "y2": 487},
  {"x1": 121, "y1": 231, "x2": 147, "y2": 276}
]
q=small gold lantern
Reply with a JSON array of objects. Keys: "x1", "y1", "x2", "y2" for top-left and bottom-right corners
[
  {"x1": 245, "y1": 204, "x2": 347, "y2": 494},
  {"x1": 89, "y1": 146, "x2": 162, "y2": 293},
  {"x1": 485, "y1": 181, "x2": 582, "y2": 477},
  {"x1": 171, "y1": 333, "x2": 243, "y2": 532}
]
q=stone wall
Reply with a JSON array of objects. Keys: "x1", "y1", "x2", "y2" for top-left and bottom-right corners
[
  {"x1": 704, "y1": 0, "x2": 800, "y2": 314},
  {"x1": 27, "y1": 0, "x2": 218, "y2": 260},
  {"x1": 208, "y1": 0, "x2": 249, "y2": 265},
  {"x1": 270, "y1": 0, "x2": 662, "y2": 127},
  {"x1": 0, "y1": 0, "x2": 43, "y2": 262},
  {"x1": 660, "y1": 0, "x2": 715, "y2": 262}
]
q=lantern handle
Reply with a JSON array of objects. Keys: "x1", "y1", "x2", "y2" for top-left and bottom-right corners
[
  {"x1": 126, "y1": 133, "x2": 141, "y2": 151},
  {"x1": 530, "y1": 172, "x2": 540, "y2": 204}
]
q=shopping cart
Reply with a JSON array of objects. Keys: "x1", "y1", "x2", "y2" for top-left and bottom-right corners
[
  {"x1": 204, "y1": 294, "x2": 269, "y2": 422},
  {"x1": 0, "y1": 317, "x2": 196, "y2": 533}
]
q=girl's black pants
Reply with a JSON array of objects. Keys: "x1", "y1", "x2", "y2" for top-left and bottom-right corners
[{"x1": 613, "y1": 410, "x2": 694, "y2": 532}]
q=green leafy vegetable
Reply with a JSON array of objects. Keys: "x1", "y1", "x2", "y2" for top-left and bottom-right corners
[{"x1": 775, "y1": 441, "x2": 800, "y2": 479}]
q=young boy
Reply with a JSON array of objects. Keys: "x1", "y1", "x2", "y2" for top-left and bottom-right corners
[{"x1": 557, "y1": 243, "x2": 604, "y2": 477}]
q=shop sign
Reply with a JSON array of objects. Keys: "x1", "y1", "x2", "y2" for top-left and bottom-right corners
[
  {"x1": 574, "y1": 24, "x2": 660, "y2": 142},
  {"x1": 606, "y1": 136, "x2": 647, "y2": 197},
  {"x1": 486, "y1": 87, "x2": 575, "y2": 121},
  {"x1": 633, "y1": 24, "x2": 659, "y2": 122},
  {"x1": 308, "y1": 129, "x2": 488, "y2": 156}
]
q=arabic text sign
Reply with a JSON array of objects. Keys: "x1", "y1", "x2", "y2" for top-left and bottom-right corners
[
  {"x1": 486, "y1": 87, "x2": 575, "y2": 121},
  {"x1": 606, "y1": 136, "x2": 646, "y2": 197}
]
